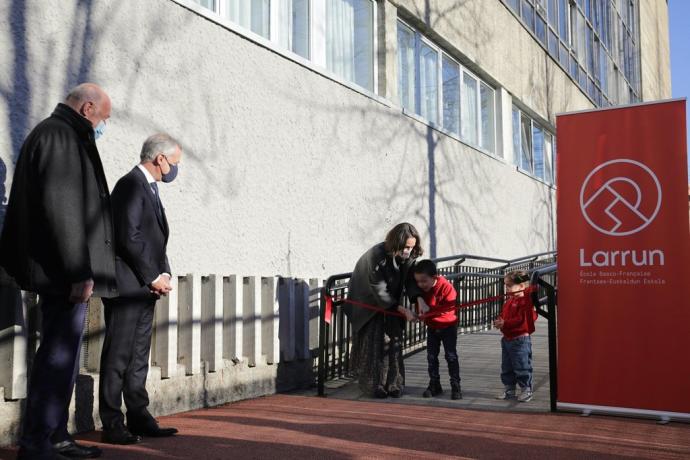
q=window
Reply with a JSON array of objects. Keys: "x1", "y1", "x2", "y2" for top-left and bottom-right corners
[
  {"x1": 223, "y1": 0, "x2": 270, "y2": 38},
  {"x1": 397, "y1": 23, "x2": 416, "y2": 112},
  {"x1": 522, "y1": 0, "x2": 535, "y2": 29},
  {"x1": 512, "y1": 108, "x2": 521, "y2": 166},
  {"x1": 520, "y1": 114, "x2": 533, "y2": 174},
  {"x1": 189, "y1": 0, "x2": 378, "y2": 93},
  {"x1": 396, "y1": 20, "x2": 496, "y2": 154},
  {"x1": 442, "y1": 56, "x2": 460, "y2": 136},
  {"x1": 558, "y1": 0, "x2": 569, "y2": 39},
  {"x1": 513, "y1": 106, "x2": 555, "y2": 184},
  {"x1": 532, "y1": 124, "x2": 545, "y2": 180},
  {"x1": 274, "y1": 0, "x2": 310, "y2": 59},
  {"x1": 326, "y1": 0, "x2": 374, "y2": 91},
  {"x1": 193, "y1": 0, "x2": 216, "y2": 9},
  {"x1": 419, "y1": 42, "x2": 438, "y2": 124},
  {"x1": 544, "y1": 133, "x2": 554, "y2": 184},
  {"x1": 461, "y1": 72, "x2": 478, "y2": 146},
  {"x1": 503, "y1": 0, "x2": 641, "y2": 107},
  {"x1": 480, "y1": 83, "x2": 495, "y2": 152}
]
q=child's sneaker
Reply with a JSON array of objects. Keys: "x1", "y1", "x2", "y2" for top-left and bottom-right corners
[
  {"x1": 495, "y1": 388, "x2": 516, "y2": 400},
  {"x1": 422, "y1": 381, "x2": 443, "y2": 398},
  {"x1": 517, "y1": 387, "x2": 533, "y2": 402}
]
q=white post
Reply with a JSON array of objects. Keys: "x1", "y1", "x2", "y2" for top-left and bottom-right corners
[
  {"x1": 278, "y1": 277, "x2": 296, "y2": 362},
  {"x1": 0, "y1": 287, "x2": 30, "y2": 399},
  {"x1": 201, "y1": 275, "x2": 223, "y2": 372},
  {"x1": 0, "y1": 325, "x2": 26, "y2": 399},
  {"x1": 261, "y1": 276, "x2": 279, "y2": 365},
  {"x1": 243, "y1": 276, "x2": 261, "y2": 367},
  {"x1": 85, "y1": 298, "x2": 105, "y2": 372},
  {"x1": 223, "y1": 275, "x2": 243, "y2": 362},
  {"x1": 152, "y1": 276, "x2": 178, "y2": 378},
  {"x1": 308, "y1": 278, "x2": 322, "y2": 359},
  {"x1": 178, "y1": 274, "x2": 201, "y2": 375}
]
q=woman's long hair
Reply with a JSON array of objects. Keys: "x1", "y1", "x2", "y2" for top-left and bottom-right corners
[{"x1": 384, "y1": 222, "x2": 423, "y2": 258}]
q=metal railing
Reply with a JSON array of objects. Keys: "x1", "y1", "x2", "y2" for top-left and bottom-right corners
[
  {"x1": 529, "y1": 263, "x2": 558, "y2": 411},
  {"x1": 317, "y1": 251, "x2": 557, "y2": 396}
]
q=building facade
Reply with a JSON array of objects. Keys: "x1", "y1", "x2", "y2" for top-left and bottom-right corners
[{"x1": 0, "y1": 0, "x2": 671, "y2": 279}]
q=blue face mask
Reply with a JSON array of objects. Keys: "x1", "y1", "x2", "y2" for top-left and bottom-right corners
[
  {"x1": 161, "y1": 158, "x2": 178, "y2": 183},
  {"x1": 93, "y1": 120, "x2": 106, "y2": 140}
]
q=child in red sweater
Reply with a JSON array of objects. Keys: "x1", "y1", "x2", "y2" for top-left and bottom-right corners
[
  {"x1": 413, "y1": 260, "x2": 461, "y2": 400},
  {"x1": 493, "y1": 270, "x2": 538, "y2": 402}
]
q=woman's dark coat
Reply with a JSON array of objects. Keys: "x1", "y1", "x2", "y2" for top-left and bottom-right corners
[{"x1": 345, "y1": 242, "x2": 419, "y2": 333}]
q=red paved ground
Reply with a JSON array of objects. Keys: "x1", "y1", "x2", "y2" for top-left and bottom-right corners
[{"x1": 2, "y1": 394, "x2": 689, "y2": 459}]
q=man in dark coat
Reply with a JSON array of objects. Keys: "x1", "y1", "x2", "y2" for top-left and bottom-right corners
[
  {"x1": 99, "y1": 133, "x2": 181, "y2": 445},
  {"x1": 0, "y1": 83, "x2": 115, "y2": 459}
]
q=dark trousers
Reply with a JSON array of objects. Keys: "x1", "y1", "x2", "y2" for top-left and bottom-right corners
[
  {"x1": 426, "y1": 325, "x2": 460, "y2": 386},
  {"x1": 19, "y1": 297, "x2": 87, "y2": 454},
  {"x1": 99, "y1": 296, "x2": 155, "y2": 429}
]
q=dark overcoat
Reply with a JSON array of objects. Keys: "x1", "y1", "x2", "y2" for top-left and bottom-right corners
[{"x1": 0, "y1": 104, "x2": 117, "y2": 298}]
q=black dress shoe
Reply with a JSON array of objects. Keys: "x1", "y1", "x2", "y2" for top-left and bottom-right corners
[
  {"x1": 128, "y1": 419, "x2": 178, "y2": 438},
  {"x1": 373, "y1": 387, "x2": 388, "y2": 399},
  {"x1": 53, "y1": 440, "x2": 102, "y2": 458},
  {"x1": 387, "y1": 388, "x2": 403, "y2": 398},
  {"x1": 101, "y1": 425, "x2": 142, "y2": 445}
]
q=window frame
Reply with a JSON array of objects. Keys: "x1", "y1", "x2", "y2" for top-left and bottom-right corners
[
  {"x1": 187, "y1": 0, "x2": 379, "y2": 95},
  {"x1": 396, "y1": 18, "x2": 498, "y2": 156},
  {"x1": 502, "y1": 0, "x2": 641, "y2": 107},
  {"x1": 512, "y1": 105, "x2": 556, "y2": 186}
]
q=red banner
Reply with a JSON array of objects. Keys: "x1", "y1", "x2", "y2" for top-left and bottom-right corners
[{"x1": 556, "y1": 100, "x2": 690, "y2": 417}]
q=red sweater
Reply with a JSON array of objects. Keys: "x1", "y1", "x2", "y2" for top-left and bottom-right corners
[
  {"x1": 420, "y1": 276, "x2": 457, "y2": 329},
  {"x1": 498, "y1": 295, "x2": 538, "y2": 340}
]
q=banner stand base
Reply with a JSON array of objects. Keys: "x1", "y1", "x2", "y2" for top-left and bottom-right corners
[{"x1": 558, "y1": 402, "x2": 690, "y2": 424}]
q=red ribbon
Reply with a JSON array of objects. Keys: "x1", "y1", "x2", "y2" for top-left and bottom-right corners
[{"x1": 322, "y1": 286, "x2": 537, "y2": 324}]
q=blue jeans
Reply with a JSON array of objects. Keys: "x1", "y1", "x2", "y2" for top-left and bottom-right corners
[
  {"x1": 500, "y1": 335, "x2": 533, "y2": 390},
  {"x1": 426, "y1": 325, "x2": 460, "y2": 385}
]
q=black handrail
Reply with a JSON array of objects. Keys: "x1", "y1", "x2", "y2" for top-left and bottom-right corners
[
  {"x1": 317, "y1": 251, "x2": 558, "y2": 397},
  {"x1": 529, "y1": 263, "x2": 558, "y2": 412}
]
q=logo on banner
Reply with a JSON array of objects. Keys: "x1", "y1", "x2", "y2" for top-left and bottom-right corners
[{"x1": 580, "y1": 159, "x2": 662, "y2": 236}]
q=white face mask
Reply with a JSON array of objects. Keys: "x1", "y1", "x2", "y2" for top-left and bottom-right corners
[{"x1": 401, "y1": 247, "x2": 412, "y2": 259}]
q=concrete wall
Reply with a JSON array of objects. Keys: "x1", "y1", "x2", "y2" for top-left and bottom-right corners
[
  {"x1": 639, "y1": 0, "x2": 672, "y2": 101},
  {"x1": 0, "y1": 274, "x2": 318, "y2": 446}
]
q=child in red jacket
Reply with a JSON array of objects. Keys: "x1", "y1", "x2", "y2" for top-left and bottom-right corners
[
  {"x1": 493, "y1": 270, "x2": 538, "y2": 402},
  {"x1": 413, "y1": 260, "x2": 461, "y2": 400}
]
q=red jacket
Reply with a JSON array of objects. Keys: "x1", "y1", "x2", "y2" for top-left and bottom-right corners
[
  {"x1": 421, "y1": 276, "x2": 457, "y2": 329},
  {"x1": 498, "y1": 295, "x2": 538, "y2": 340}
]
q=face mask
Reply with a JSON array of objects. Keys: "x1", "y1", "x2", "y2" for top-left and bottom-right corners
[
  {"x1": 93, "y1": 120, "x2": 106, "y2": 140},
  {"x1": 401, "y1": 248, "x2": 412, "y2": 259},
  {"x1": 161, "y1": 158, "x2": 178, "y2": 183}
]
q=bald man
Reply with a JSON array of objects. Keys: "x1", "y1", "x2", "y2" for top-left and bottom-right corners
[{"x1": 0, "y1": 83, "x2": 116, "y2": 459}]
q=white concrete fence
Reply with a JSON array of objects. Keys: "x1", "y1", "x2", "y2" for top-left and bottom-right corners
[{"x1": 0, "y1": 274, "x2": 323, "y2": 446}]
